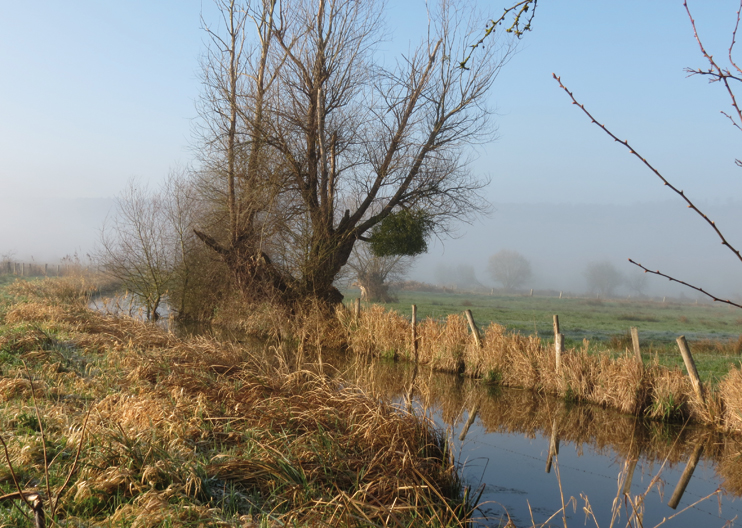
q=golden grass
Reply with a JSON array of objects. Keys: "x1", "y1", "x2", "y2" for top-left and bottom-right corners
[
  {"x1": 338, "y1": 302, "x2": 742, "y2": 435},
  {"x1": 0, "y1": 280, "x2": 470, "y2": 526}
]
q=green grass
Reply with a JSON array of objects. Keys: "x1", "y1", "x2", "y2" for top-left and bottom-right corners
[
  {"x1": 345, "y1": 289, "x2": 742, "y2": 346},
  {"x1": 344, "y1": 288, "x2": 742, "y2": 385}
]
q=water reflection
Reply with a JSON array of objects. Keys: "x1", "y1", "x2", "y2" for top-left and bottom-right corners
[{"x1": 332, "y1": 355, "x2": 742, "y2": 527}]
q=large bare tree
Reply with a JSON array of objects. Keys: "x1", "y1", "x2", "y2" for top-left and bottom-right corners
[{"x1": 194, "y1": 0, "x2": 513, "y2": 305}]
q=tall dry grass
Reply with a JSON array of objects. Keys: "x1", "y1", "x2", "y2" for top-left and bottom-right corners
[
  {"x1": 337, "y1": 303, "x2": 742, "y2": 435},
  {"x1": 0, "y1": 278, "x2": 472, "y2": 526}
]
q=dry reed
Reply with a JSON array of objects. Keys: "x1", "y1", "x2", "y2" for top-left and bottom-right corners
[
  {"x1": 337, "y1": 302, "x2": 742, "y2": 435},
  {"x1": 0, "y1": 278, "x2": 471, "y2": 526}
]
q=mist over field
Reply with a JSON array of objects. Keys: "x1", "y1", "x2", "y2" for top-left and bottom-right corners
[
  {"x1": 3, "y1": 195, "x2": 741, "y2": 300},
  {"x1": 414, "y1": 200, "x2": 742, "y2": 300}
]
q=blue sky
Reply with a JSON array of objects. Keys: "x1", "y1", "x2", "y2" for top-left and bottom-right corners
[
  {"x1": 2, "y1": 0, "x2": 741, "y2": 295},
  {"x1": 2, "y1": 0, "x2": 740, "y2": 203}
]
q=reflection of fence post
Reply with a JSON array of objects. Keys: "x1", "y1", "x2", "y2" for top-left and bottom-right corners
[
  {"x1": 623, "y1": 457, "x2": 638, "y2": 495},
  {"x1": 459, "y1": 402, "x2": 480, "y2": 442},
  {"x1": 545, "y1": 418, "x2": 560, "y2": 473},
  {"x1": 464, "y1": 310, "x2": 481, "y2": 348},
  {"x1": 676, "y1": 336, "x2": 704, "y2": 404},
  {"x1": 630, "y1": 327, "x2": 642, "y2": 364},
  {"x1": 668, "y1": 441, "x2": 704, "y2": 509}
]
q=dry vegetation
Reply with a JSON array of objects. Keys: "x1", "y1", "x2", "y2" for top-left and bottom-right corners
[
  {"x1": 0, "y1": 278, "x2": 472, "y2": 527},
  {"x1": 337, "y1": 305, "x2": 742, "y2": 433}
]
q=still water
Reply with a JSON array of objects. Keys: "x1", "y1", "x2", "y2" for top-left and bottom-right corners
[{"x1": 334, "y1": 357, "x2": 742, "y2": 527}]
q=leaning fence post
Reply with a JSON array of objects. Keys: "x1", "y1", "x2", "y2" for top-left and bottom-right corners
[
  {"x1": 630, "y1": 327, "x2": 642, "y2": 365},
  {"x1": 464, "y1": 309, "x2": 481, "y2": 348},
  {"x1": 676, "y1": 336, "x2": 704, "y2": 404}
]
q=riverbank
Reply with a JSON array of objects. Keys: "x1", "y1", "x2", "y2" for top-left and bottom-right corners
[
  {"x1": 338, "y1": 304, "x2": 742, "y2": 432},
  {"x1": 0, "y1": 278, "x2": 469, "y2": 526}
]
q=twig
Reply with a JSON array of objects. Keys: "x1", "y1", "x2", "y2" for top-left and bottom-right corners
[
  {"x1": 460, "y1": 0, "x2": 537, "y2": 69},
  {"x1": 0, "y1": 435, "x2": 33, "y2": 516},
  {"x1": 23, "y1": 361, "x2": 52, "y2": 512},
  {"x1": 628, "y1": 259, "x2": 742, "y2": 308},
  {"x1": 684, "y1": 0, "x2": 742, "y2": 144},
  {"x1": 50, "y1": 406, "x2": 92, "y2": 516}
]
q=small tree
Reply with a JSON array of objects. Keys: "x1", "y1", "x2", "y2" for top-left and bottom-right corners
[
  {"x1": 486, "y1": 249, "x2": 532, "y2": 290},
  {"x1": 97, "y1": 173, "x2": 198, "y2": 321},
  {"x1": 584, "y1": 261, "x2": 623, "y2": 297},
  {"x1": 345, "y1": 244, "x2": 411, "y2": 303}
]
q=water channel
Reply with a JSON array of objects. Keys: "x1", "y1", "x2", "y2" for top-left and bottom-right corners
[
  {"x1": 90, "y1": 296, "x2": 742, "y2": 526},
  {"x1": 329, "y1": 356, "x2": 742, "y2": 527}
]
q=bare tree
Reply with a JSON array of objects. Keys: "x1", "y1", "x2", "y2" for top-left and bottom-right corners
[
  {"x1": 345, "y1": 243, "x2": 411, "y2": 303},
  {"x1": 553, "y1": 1, "x2": 742, "y2": 308},
  {"x1": 433, "y1": 263, "x2": 482, "y2": 290},
  {"x1": 97, "y1": 173, "x2": 198, "y2": 321},
  {"x1": 487, "y1": 249, "x2": 532, "y2": 290},
  {"x1": 584, "y1": 261, "x2": 623, "y2": 298},
  {"x1": 192, "y1": 0, "x2": 515, "y2": 305}
]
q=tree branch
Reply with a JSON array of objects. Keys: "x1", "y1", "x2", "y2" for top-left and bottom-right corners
[
  {"x1": 628, "y1": 259, "x2": 742, "y2": 308},
  {"x1": 552, "y1": 73, "x2": 742, "y2": 267}
]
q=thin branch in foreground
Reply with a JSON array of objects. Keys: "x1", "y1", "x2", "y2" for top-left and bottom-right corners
[
  {"x1": 552, "y1": 73, "x2": 742, "y2": 269},
  {"x1": 628, "y1": 259, "x2": 742, "y2": 309}
]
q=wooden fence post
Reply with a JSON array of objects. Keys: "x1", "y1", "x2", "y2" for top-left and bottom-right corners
[
  {"x1": 354, "y1": 298, "x2": 361, "y2": 321},
  {"x1": 464, "y1": 309, "x2": 481, "y2": 348},
  {"x1": 552, "y1": 315, "x2": 560, "y2": 339},
  {"x1": 676, "y1": 336, "x2": 704, "y2": 403},
  {"x1": 529, "y1": 288, "x2": 533, "y2": 297},
  {"x1": 555, "y1": 334, "x2": 564, "y2": 373},
  {"x1": 411, "y1": 305, "x2": 418, "y2": 358},
  {"x1": 630, "y1": 327, "x2": 642, "y2": 364}
]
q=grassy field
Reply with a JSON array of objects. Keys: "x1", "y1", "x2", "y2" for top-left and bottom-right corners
[
  {"x1": 343, "y1": 288, "x2": 742, "y2": 385},
  {"x1": 345, "y1": 290, "x2": 742, "y2": 343},
  {"x1": 0, "y1": 277, "x2": 471, "y2": 527}
]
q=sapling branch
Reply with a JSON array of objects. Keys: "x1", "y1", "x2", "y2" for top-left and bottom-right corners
[
  {"x1": 628, "y1": 259, "x2": 742, "y2": 309},
  {"x1": 552, "y1": 73, "x2": 742, "y2": 267},
  {"x1": 553, "y1": 73, "x2": 742, "y2": 307}
]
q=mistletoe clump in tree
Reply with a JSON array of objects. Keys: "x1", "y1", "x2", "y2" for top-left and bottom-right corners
[{"x1": 192, "y1": 0, "x2": 513, "y2": 307}]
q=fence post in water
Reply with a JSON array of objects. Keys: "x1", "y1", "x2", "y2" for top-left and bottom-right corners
[
  {"x1": 668, "y1": 441, "x2": 704, "y2": 509},
  {"x1": 464, "y1": 309, "x2": 481, "y2": 348},
  {"x1": 630, "y1": 327, "x2": 642, "y2": 364},
  {"x1": 676, "y1": 336, "x2": 704, "y2": 404}
]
